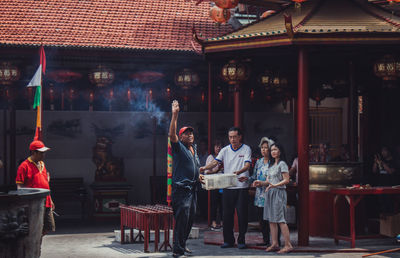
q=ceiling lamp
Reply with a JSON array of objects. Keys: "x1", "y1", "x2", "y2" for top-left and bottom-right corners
[
  {"x1": 214, "y1": 0, "x2": 239, "y2": 9},
  {"x1": 210, "y1": 6, "x2": 231, "y2": 24},
  {"x1": 89, "y1": 65, "x2": 115, "y2": 87},
  {"x1": 221, "y1": 60, "x2": 250, "y2": 85},
  {"x1": 174, "y1": 68, "x2": 199, "y2": 90},
  {"x1": 0, "y1": 62, "x2": 20, "y2": 85}
]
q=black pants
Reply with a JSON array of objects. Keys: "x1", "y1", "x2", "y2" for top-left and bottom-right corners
[
  {"x1": 257, "y1": 207, "x2": 281, "y2": 245},
  {"x1": 222, "y1": 188, "x2": 248, "y2": 245},
  {"x1": 210, "y1": 189, "x2": 223, "y2": 224},
  {"x1": 172, "y1": 187, "x2": 197, "y2": 255}
]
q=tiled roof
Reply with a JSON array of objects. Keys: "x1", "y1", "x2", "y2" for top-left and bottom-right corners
[
  {"x1": 206, "y1": 0, "x2": 400, "y2": 42},
  {"x1": 0, "y1": 0, "x2": 232, "y2": 52}
]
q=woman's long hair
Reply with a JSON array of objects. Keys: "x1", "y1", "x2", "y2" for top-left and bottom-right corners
[
  {"x1": 269, "y1": 142, "x2": 287, "y2": 167},
  {"x1": 212, "y1": 140, "x2": 223, "y2": 156}
]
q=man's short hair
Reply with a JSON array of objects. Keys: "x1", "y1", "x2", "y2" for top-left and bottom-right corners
[{"x1": 228, "y1": 127, "x2": 242, "y2": 136}]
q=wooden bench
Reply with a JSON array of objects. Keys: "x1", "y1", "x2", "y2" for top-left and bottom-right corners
[{"x1": 50, "y1": 177, "x2": 87, "y2": 220}]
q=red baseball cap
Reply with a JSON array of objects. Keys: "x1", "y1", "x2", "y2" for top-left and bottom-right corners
[
  {"x1": 178, "y1": 126, "x2": 194, "y2": 137},
  {"x1": 29, "y1": 140, "x2": 50, "y2": 152}
]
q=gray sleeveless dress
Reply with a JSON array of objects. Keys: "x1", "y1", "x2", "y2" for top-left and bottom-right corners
[{"x1": 263, "y1": 161, "x2": 289, "y2": 223}]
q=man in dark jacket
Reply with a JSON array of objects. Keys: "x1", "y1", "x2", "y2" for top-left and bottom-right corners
[{"x1": 168, "y1": 100, "x2": 200, "y2": 257}]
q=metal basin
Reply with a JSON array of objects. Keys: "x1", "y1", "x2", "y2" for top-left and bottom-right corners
[{"x1": 309, "y1": 162, "x2": 362, "y2": 191}]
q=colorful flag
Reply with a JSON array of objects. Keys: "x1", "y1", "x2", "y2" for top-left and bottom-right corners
[
  {"x1": 27, "y1": 46, "x2": 46, "y2": 141},
  {"x1": 167, "y1": 137, "x2": 173, "y2": 206}
]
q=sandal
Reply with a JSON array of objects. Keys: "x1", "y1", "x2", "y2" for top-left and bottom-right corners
[
  {"x1": 265, "y1": 245, "x2": 280, "y2": 252},
  {"x1": 277, "y1": 247, "x2": 293, "y2": 254}
]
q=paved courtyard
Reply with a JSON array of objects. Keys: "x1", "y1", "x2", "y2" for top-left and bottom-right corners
[{"x1": 40, "y1": 220, "x2": 400, "y2": 258}]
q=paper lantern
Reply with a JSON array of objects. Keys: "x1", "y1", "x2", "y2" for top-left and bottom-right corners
[
  {"x1": 214, "y1": 0, "x2": 238, "y2": 9},
  {"x1": 221, "y1": 60, "x2": 250, "y2": 85},
  {"x1": 0, "y1": 62, "x2": 20, "y2": 85},
  {"x1": 210, "y1": 6, "x2": 231, "y2": 24}
]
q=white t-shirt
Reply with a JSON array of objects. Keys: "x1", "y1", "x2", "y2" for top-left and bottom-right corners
[{"x1": 215, "y1": 144, "x2": 252, "y2": 189}]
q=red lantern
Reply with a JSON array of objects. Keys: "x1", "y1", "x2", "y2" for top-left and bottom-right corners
[
  {"x1": 218, "y1": 89, "x2": 223, "y2": 102},
  {"x1": 166, "y1": 87, "x2": 171, "y2": 99},
  {"x1": 250, "y1": 89, "x2": 255, "y2": 100},
  {"x1": 127, "y1": 89, "x2": 132, "y2": 102},
  {"x1": 210, "y1": 6, "x2": 231, "y2": 24},
  {"x1": 47, "y1": 70, "x2": 82, "y2": 83},
  {"x1": 214, "y1": 0, "x2": 238, "y2": 9},
  {"x1": 89, "y1": 91, "x2": 94, "y2": 104},
  {"x1": 130, "y1": 71, "x2": 164, "y2": 84},
  {"x1": 69, "y1": 89, "x2": 75, "y2": 101},
  {"x1": 109, "y1": 89, "x2": 114, "y2": 100},
  {"x1": 292, "y1": 0, "x2": 306, "y2": 8}
]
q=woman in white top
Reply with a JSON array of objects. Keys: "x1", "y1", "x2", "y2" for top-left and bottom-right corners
[
  {"x1": 204, "y1": 140, "x2": 224, "y2": 229},
  {"x1": 254, "y1": 143, "x2": 293, "y2": 253}
]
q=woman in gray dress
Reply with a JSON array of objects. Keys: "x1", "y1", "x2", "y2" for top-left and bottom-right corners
[{"x1": 254, "y1": 143, "x2": 293, "y2": 253}]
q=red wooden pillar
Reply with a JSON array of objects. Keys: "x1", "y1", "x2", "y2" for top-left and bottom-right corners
[
  {"x1": 207, "y1": 62, "x2": 213, "y2": 226},
  {"x1": 297, "y1": 48, "x2": 310, "y2": 246},
  {"x1": 233, "y1": 85, "x2": 242, "y2": 127},
  {"x1": 233, "y1": 84, "x2": 242, "y2": 232}
]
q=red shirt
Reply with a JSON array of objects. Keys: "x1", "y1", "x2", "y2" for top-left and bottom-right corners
[{"x1": 16, "y1": 157, "x2": 52, "y2": 208}]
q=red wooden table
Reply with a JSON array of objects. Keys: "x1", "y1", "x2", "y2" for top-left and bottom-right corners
[
  {"x1": 120, "y1": 204, "x2": 173, "y2": 252},
  {"x1": 331, "y1": 186, "x2": 400, "y2": 248}
]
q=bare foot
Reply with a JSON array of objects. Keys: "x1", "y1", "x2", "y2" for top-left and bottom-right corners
[
  {"x1": 265, "y1": 245, "x2": 280, "y2": 252},
  {"x1": 277, "y1": 246, "x2": 293, "y2": 254}
]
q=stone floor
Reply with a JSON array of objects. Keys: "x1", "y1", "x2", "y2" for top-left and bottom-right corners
[{"x1": 40, "y1": 219, "x2": 400, "y2": 258}]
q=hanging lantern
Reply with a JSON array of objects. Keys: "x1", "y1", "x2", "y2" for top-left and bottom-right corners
[
  {"x1": 89, "y1": 65, "x2": 115, "y2": 87},
  {"x1": 47, "y1": 70, "x2": 82, "y2": 83},
  {"x1": 217, "y1": 87, "x2": 223, "y2": 102},
  {"x1": 130, "y1": 71, "x2": 164, "y2": 84},
  {"x1": 88, "y1": 90, "x2": 95, "y2": 111},
  {"x1": 210, "y1": 6, "x2": 231, "y2": 24},
  {"x1": 166, "y1": 87, "x2": 171, "y2": 99},
  {"x1": 127, "y1": 88, "x2": 132, "y2": 102},
  {"x1": 0, "y1": 62, "x2": 20, "y2": 85},
  {"x1": 373, "y1": 55, "x2": 400, "y2": 81},
  {"x1": 292, "y1": 0, "x2": 306, "y2": 8},
  {"x1": 258, "y1": 70, "x2": 273, "y2": 90},
  {"x1": 250, "y1": 89, "x2": 255, "y2": 100},
  {"x1": 214, "y1": 0, "x2": 239, "y2": 9},
  {"x1": 272, "y1": 75, "x2": 288, "y2": 92},
  {"x1": 174, "y1": 68, "x2": 199, "y2": 90},
  {"x1": 221, "y1": 60, "x2": 250, "y2": 85}
]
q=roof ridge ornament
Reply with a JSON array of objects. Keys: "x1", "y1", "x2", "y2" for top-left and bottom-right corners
[
  {"x1": 284, "y1": 14, "x2": 294, "y2": 39},
  {"x1": 191, "y1": 26, "x2": 204, "y2": 54}
]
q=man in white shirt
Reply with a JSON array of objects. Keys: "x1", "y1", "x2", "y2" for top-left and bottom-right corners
[{"x1": 200, "y1": 127, "x2": 251, "y2": 249}]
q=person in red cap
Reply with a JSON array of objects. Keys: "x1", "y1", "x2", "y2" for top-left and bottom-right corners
[
  {"x1": 16, "y1": 140, "x2": 55, "y2": 235},
  {"x1": 169, "y1": 100, "x2": 201, "y2": 257}
]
